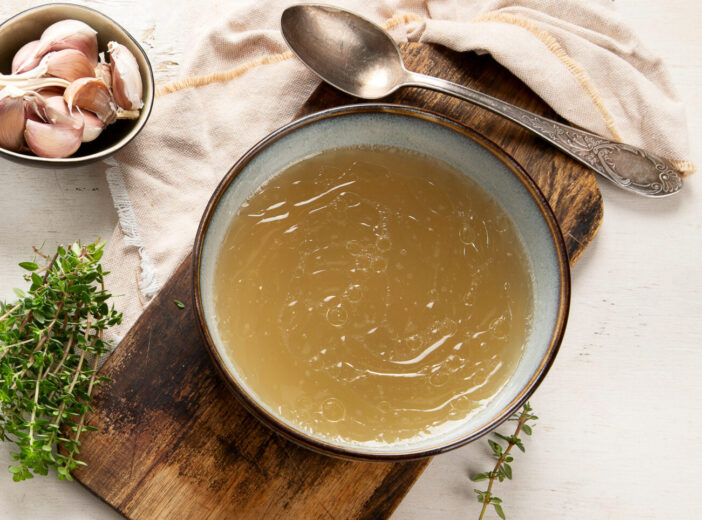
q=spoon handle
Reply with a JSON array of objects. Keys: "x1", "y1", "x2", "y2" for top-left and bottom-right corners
[{"x1": 405, "y1": 72, "x2": 681, "y2": 197}]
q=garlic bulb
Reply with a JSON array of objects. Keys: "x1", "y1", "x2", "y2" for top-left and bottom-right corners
[
  {"x1": 15, "y1": 20, "x2": 98, "y2": 74},
  {"x1": 25, "y1": 119, "x2": 83, "y2": 158},
  {"x1": 108, "y1": 42, "x2": 143, "y2": 111},
  {"x1": 11, "y1": 40, "x2": 41, "y2": 74},
  {"x1": 0, "y1": 87, "x2": 26, "y2": 151}
]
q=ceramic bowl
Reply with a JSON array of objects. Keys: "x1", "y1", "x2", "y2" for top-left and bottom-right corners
[
  {"x1": 0, "y1": 3, "x2": 154, "y2": 166},
  {"x1": 194, "y1": 104, "x2": 570, "y2": 460}
]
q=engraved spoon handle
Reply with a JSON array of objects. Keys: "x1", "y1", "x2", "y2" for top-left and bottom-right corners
[{"x1": 404, "y1": 72, "x2": 682, "y2": 197}]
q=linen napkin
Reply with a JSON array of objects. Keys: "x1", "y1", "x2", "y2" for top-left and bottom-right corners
[{"x1": 103, "y1": 0, "x2": 693, "y2": 341}]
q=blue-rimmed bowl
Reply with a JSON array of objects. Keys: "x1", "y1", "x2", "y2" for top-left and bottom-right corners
[{"x1": 194, "y1": 104, "x2": 570, "y2": 460}]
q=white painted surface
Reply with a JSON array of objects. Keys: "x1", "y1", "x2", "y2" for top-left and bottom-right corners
[{"x1": 0, "y1": 1, "x2": 700, "y2": 519}]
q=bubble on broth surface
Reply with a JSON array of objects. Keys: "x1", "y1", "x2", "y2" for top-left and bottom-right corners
[
  {"x1": 322, "y1": 397, "x2": 346, "y2": 422},
  {"x1": 326, "y1": 303, "x2": 348, "y2": 327},
  {"x1": 345, "y1": 283, "x2": 363, "y2": 302},
  {"x1": 376, "y1": 235, "x2": 392, "y2": 252}
]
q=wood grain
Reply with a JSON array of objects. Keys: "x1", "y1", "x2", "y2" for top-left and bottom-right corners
[{"x1": 72, "y1": 43, "x2": 602, "y2": 519}]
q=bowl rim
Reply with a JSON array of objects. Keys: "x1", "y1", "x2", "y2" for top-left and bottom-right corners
[
  {"x1": 0, "y1": 2, "x2": 155, "y2": 164},
  {"x1": 193, "y1": 103, "x2": 571, "y2": 461}
]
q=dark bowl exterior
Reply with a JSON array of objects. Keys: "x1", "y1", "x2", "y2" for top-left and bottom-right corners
[
  {"x1": 193, "y1": 104, "x2": 571, "y2": 461},
  {"x1": 0, "y1": 3, "x2": 154, "y2": 167}
]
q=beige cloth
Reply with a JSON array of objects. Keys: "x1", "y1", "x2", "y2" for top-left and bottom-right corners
[{"x1": 104, "y1": 0, "x2": 693, "y2": 340}]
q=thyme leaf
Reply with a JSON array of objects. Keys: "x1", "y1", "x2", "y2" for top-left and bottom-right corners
[
  {"x1": 471, "y1": 402, "x2": 538, "y2": 519},
  {"x1": 0, "y1": 240, "x2": 121, "y2": 481}
]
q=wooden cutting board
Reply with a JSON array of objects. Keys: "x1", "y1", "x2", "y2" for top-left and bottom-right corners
[{"x1": 73, "y1": 43, "x2": 602, "y2": 519}]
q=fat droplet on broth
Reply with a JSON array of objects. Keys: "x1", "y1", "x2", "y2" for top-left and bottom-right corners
[
  {"x1": 438, "y1": 318, "x2": 458, "y2": 337},
  {"x1": 376, "y1": 235, "x2": 392, "y2": 252},
  {"x1": 429, "y1": 368, "x2": 450, "y2": 387},
  {"x1": 322, "y1": 397, "x2": 346, "y2": 422},
  {"x1": 213, "y1": 146, "x2": 533, "y2": 446},
  {"x1": 345, "y1": 284, "x2": 363, "y2": 302},
  {"x1": 326, "y1": 303, "x2": 348, "y2": 327},
  {"x1": 377, "y1": 400, "x2": 392, "y2": 414},
  {"x1": 372, "y1": 256, "x2": 388, "y2": 273},
  {"x1": 336, "y1": 191, "x2": 361, "y2": 210}
]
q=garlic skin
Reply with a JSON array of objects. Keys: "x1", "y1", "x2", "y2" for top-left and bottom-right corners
[
  {"x1": 25, "y1": 119, "x2": 83, "y2": 158},
  {"x1": 95, "y1": 61, "x2": 112, "y2": 92},
  {"x1": 15, "y1": 20, "x2": 98, "y2": 74},
  {"x1": 108, "y1": 42, "x2": 143, "y2": 111},
  {"x1": 0, "y1": 87, "x2": 26, "y2": 151},
  {"x1": 64, "y1": 77, "x2": 116, "y2": 124},
  {"x1": 43, "y1": 49, "x2": 95, "y2": 83},
  {"x1": 23, "y1": 90, "x2": 52, "y2": 122},
  {"x1": 24, "y1": 98, "x2": 45, "y2": 122},
  {"x1": 11, "y1": 40, "x2": 41, "y2": 74}
]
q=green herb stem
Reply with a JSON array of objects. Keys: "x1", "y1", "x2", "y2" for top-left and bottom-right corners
[
  {"x1": 0, "y1": 241, "x2": 121, "y2": 481},
  {"x1": 472, "y1": 402, "x2": 538, "y2": 519},
  {"x1": 478, "y1": 414, "x2": 529, "y2": 520}
]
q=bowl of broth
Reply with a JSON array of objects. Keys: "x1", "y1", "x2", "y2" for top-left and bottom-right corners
[{"x1": 194, "y1": 104, "x2": 569, "y2": 460}]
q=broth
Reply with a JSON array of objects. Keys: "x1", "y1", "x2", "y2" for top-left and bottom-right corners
[{"x1": 213, "y1": 146, "x2": 533, "y2": 445}]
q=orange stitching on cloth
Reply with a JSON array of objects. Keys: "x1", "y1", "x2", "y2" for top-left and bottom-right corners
[
  {"x1": 156, "y1": 51, "x2": 294, "y2": 97},
  {"x1": 152, "y1": 11, "x2": 694, "y2": 175},
  {"x1": 473, "y1": 11, "x2": 623, "y2": 142},
  {"x1": 383, "y1": 12, "x2": 424, "y2": 31},
  {"x1": 155, "y1": 15, "x2": 422, "y2": 98},
  {"x1": 670, "y1": 159, "x2": 695, "y2": 175}
]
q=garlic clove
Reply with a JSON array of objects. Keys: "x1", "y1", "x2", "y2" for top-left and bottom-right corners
[
  {"x1": 108, "y1": 42, "x2": 143, "y2": 111},
  {"x1": 24, "y1": 92, "x2": 48, "y2": 122},
  {"x1": 39, "y1": 91, "x2": 103, "y2": 142},
  {"x1": 43, "y1": 94, "x2": 83, "y2": 128},
  {"x1": 24, "y1": 100, "x2": 45, "y2": 122},
  {"x1": 95, "y1": 61, "x2": 112, "y2": 92},
  {"x1": 11, "y1": 40, "x2": 41, "y2": 74},
  {"x1": 64, "y1": 77, "x2": 116, "y2": 124},
  {"x1": 80, "y1": 110, "x2": 104, "y2": 142},
  {"x1": 81, "y1": 111, "x2": 105, "y2": 143},
  {"x1": 16, "y1": 19, "x2": 98, "y2": 74},
  {"x1": 25, "y1": 119, "x2": 83, "y2": 158},
  {"x1": 37, "y1": 86, "x2": 66, "y2": 97},
  {"x1": 0, "y1": 88, "x2": 26, "y2": 151},
  {"x1": 43, "y1": 49, "x2": 95, "y2": 82}
]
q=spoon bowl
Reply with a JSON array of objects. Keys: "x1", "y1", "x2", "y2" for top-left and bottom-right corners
[
  {"x1": 281, "y1": 5, "x2": 404, "y2": 99},
  {"x1": 281, "y1": 4, "x2": 682, "y2": 197}
]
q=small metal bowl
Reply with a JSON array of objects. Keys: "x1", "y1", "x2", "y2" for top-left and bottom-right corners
[
  {"x1": 194, "y1": 104, "x2": 570, "y2": 461},
  {"x1": 0, "y1": 3, "x2": 154, "y2": 166}
]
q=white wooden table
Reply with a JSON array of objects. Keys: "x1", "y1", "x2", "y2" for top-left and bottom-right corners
[{"x1": 1, "y1": 1, "x2": 700, "y2": 518}]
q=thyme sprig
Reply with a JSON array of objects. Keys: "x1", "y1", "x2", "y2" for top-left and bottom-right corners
[
  {"x1": 0, "y1": 241, "x2": 121, "y2": 481},
  {"x1": 472, "y1": 402, "x2": 538, "y2": 519}
]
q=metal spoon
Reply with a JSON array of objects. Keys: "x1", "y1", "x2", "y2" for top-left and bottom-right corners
[{"x1": 281, "y1": 4, "x2": 682, "y2": 197}]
